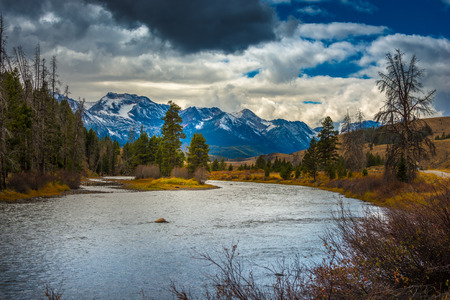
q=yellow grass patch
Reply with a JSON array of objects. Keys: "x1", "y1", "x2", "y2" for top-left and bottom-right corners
[
  {"x1": 0, "y1": 182, "x2": 70, "y2": 202},
  {"x1": 119, "y1": 177, "x2": 217, "y2": 191}
]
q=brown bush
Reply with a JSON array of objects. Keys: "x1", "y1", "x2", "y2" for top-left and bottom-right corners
[
  {"x1": 173, "y1": 189, "x2": 450, "y2": 299},
  {"x1": 56, "y1": 170, "x2": 81, "y2": 189},
  {"x1": 7, "y1": 172, "x2": 54, "y2": 193},
  {"x1": 171, "y1": 166, "x2": 190, "y2": 179},
  {"x1": 193, "y1": 167, "x2": 209, "y2": 185},
  {"x1": 314, "y1": 189, "x2": 450, "y2": 298},
  {"x1": 134, "y1": 165, "x2": 161, "y2": 179}
]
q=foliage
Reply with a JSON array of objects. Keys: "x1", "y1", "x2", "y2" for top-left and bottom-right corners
[
  {"x1": 194, "y1": 167, "x2": 209, "y2": 185},
  {"x1": 134, "y1": 164, "x2": 161, "y2": 179},
  {"x1": 211, "y1": 158, "x2": 220, "y2": 171},
  {"x1": 366, "y1": 152, "x2": 384, "y2": 167},
  {"x1": 171, "y1": 166, "x2": 190, "y2": 179},
  {"x1": 435, "y1": 132, "x2": 450, "y2": 140},
  {"x1": 280, "y1": 163, "x2": 293, "y2": 180},
  {"x1": 302, "y1": 137, "x2": 320, "y2": 181},
  {"x1": 375, "y1": 49, "x2": 435, "y2": 183},
  {"x1": 317, "y1": 116, "x2": 339, "y2": 178},
  {"x1": 255, "y1": 155, "x2": 266, "y2": 170},
  {"x1": 173, "y1": 188, "x2": 450, "y2": 299},
  {"x1": 159, "y1": 101, "x2": 186, "y2": 176},
  {"x1": 186, "y1": 133, "x2": 210, "y2": 173}
]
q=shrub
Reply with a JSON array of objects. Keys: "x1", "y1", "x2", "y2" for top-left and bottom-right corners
[
  {"x1": 362, "y1": 168, "x2": 368, "y2": 176},
  {"x1": 7, "y1": 172, "x2": 31, "y2": 194},
  {"x1": 56, "y1": 170, "x2": 81, "y2": 189},
  {"x1": 173, "y1": 189, "x2": 450, "y2": 299},
  {"x1": 314, "y1": 189, "x2": 450, "y2": 298},
  {"x1": 135, "y1": 165, "x2": 160, "y2": 179},
  {"x1": 171, "y1": 166, "x2": 190, "y2": 179},
  {"x1": 7, "y1": 172, "x2": 54, "y2": 193},
  {"x1": 193, "y1": 167, "x2": 209, "y2": 185}
]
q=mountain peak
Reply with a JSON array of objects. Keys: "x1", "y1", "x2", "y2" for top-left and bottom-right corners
[
  {"x1": 76, "y1": 92, "x2": 315, "y2": 158},
  {"x1": 233, "y1": 108, "x2": 260, "y2": 120}
]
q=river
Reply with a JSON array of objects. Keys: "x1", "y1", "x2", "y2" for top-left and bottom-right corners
[{"x1": 0, "y1": 180, "x2": 369, "y2": 299}]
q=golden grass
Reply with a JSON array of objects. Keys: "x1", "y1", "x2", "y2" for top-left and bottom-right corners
[
  {"x1": 0, "y1": 182, "x2": 70, "y2": 202},
  {"x1": 118, "y1": 177, "x2": 217, "y2": 191}
]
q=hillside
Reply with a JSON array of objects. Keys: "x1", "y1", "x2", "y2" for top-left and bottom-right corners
[{"x1": 232, "y1": 116, "x2": 450, "y2": 170}]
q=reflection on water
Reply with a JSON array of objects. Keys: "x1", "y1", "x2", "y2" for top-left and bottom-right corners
[{"x1": 0, "y1": 180, "x2": 368, "y2": 299}]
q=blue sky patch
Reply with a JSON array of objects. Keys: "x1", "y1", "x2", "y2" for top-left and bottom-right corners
[
  {"x1": 303, "y1": 101, "x2": 322, "y2": 105},
  {"x1": 244, "y1": 70, "x2": 260, "y2": 78},
  {"x1": 302, "y1": 61, "x2": 364, "y2": 78}
]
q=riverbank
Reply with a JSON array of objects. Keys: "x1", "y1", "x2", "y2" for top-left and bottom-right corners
[
  {"x1": 0, "y1": 182, "x2": 71, "y2": 202},
  {"x1": 209, "y1": 168, "x2": 450, "y2": 207},
  {"x1": 0, "y1": 176, "x2": 216, "y2": 202}
]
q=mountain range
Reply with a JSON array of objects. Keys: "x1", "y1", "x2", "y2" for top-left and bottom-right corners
[{"x1": 61, "y1": 92, "x2": 318, "y2": 158}]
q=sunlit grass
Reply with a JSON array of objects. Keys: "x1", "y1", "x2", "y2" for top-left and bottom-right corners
[
  {"x1": 118, "y1": 177, "x2": 217, "y2": 191},
  {"x1": 0, "y1": 182, "x2": 70, "y2": 202}
]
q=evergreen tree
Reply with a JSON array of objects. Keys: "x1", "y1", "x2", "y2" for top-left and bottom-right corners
[
  {"x1": 219, "y1": 158, "x2": 227, "y2": 171},
  {"x1": 186, "y1": 133, "x2": 210, "y2": 173},
  {"x1": 317, "y1": 116, "x2": 339, "y2": 178},
  {"x1": 211, "y1": 158, "x2": 220, "y2": 171},
  {"x1": 255, "y1": 155, "x2": 266, "y2": 170},
  {"x1": 303, "y1": 137, "x2": 319, "y2": 182},
  {"x1": 159, "y1": 101, "x2": 186, "y2": 176},
  {"x1": 280, "y1": 163, "x2": 293, "y2": 180}
]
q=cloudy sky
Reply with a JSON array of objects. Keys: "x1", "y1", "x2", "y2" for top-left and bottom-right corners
[{"x1": 2, "y1": 0, "x2": 450, "y2": 126}]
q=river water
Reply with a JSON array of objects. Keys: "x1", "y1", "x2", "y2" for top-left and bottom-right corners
[{"x1": 0, "y1": 180, "x2": 368, "y2": 299}]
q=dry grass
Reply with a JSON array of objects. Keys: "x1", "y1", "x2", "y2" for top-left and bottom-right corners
[
  {"x1": 119, "y1": 177, "x2": 217, "y2": 191},
  {"x1": 0, "y1": 182, "x2": 70, "y2": 202}
]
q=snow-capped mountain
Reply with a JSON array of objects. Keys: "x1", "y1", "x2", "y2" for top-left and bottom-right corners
[
  {"x1": 339, "y1": 120, "x2": 380, "y2": 133},
  {"x1": 61, "y1": 92, "x2": 317, "y2": 158}
]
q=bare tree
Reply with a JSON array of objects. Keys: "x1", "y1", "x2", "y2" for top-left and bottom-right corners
[
  {"x1": 342, "y1": 109, "x2": 366, "y2": 171},
  {"x1": 375, "y1": 49, "x2": 435, "y2": 182},
  {"x1": 50, "y1": 55, "x2": 60, "y2": 99}
]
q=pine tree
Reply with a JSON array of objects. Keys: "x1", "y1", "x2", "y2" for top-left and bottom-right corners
[
  {"x1": 219, "y1": 158, "x2": 227, "y2": 171},
  {"x1": 303, "y1": 137, "x2": 319, "y2": 182},
  {"x1": 159, "y1": 101, "x2": 186, "y2": 176},
  {"x1": 255, "y1": 155, "x2": 266, "y2": 170},
  {"x1": 211, "y1": 158, "x2": 220, "y2": 171},
  {"x1": 186, "y1": 133, "x2": 210, "y2": 173},
  {"x1": 317, "y1": 116, "x2": 339, "y2": 178}
]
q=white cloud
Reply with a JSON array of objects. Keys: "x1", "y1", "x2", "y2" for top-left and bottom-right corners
[
  {"x1": 5, "y1": 1, "x2": 448, "y2": 127},
  {"x1": 296, "y1": 22, "x2": 388, "y2": 40},
  {"x1": 357, "y1": 34, "x2": 450, "y2": 116},
  {"x1": 297, "y1": 6, "x2": 327, "y2": 16}
]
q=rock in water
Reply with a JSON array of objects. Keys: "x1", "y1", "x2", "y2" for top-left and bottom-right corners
[{"x1": 155, "y1": 218, "x2": 168, "y2": 223}]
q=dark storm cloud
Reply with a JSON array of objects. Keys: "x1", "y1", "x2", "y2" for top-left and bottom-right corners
[{"x1": 89, "y1": 0, "x2": 277, "y2": 53}]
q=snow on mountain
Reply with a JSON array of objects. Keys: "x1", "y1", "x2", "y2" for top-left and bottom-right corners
[
  {"x1": 338, "y1": 120, "x2": 380, "y2": 133},
  {"x1": 62, "y1": 92, "x2": 319, "y2": 158}
]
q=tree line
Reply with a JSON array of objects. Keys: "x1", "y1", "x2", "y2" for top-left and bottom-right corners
[
  {"x1": 0, "y1": 14, "x2": 211, "y2": 191},
  {"x1": 0, "y1": 14, "x2": 87, "y2": 190}
]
